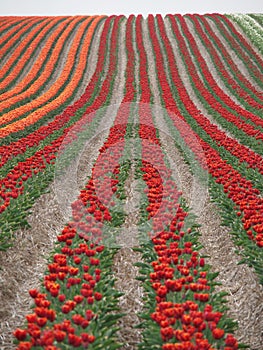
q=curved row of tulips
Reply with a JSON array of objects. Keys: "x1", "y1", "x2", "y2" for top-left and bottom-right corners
[
  {"x1": 185, "y1": 15, "x2": 263, "y2": 112},
  {"x1": 227, "y1": 14, "x2": 263, "y2": 56},
  {"x1": 0, "y1": 17, "x2": 44, "y2": 58},
  {"x1": 170, "y1": 15, "x2": 263, "y2": 144},
  {"x1": 0, "y1": 17, "x2": 28, "y2": 40},
  {"x1": 0, "y1": 17, "x2": 76, "y2": 100},
  {"x1": 0, "y1": 17, "x2": 61, "y2": 94},
  {"x1": 204, "y1": 14, "x2": 263, "y2": 91},
  {"x1": 214, "y1": 14, "x2": 263, "y2": 77},
  {"x1": 0, "y1": 16, "x2": 89, "y2": 130},
  {"x1": 0, "y1": 16, "x2": 103, "y2": 137},
  {"x1": 144, "y1": 15, "x2": 263, "y2": 281},
  {"x1": 162, "y1": 16, "x2": 263, "y2": 181},
  {"x1": 0, "y1": 15, "x2": 123, "y2": 250},
  {"x1": 0, "y1": 13, "x2": 261, "y2": 349},
  {"x1": 13, "y1": 95, "x2": 132, "y2": 350}
]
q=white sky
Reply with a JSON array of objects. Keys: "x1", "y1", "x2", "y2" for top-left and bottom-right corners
[{"x1": 0, "y1": 0, "x2": 262, "y2": 16}]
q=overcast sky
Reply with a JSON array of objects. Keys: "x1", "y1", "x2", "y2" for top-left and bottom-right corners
[{"x1": 0, "y1": 0, "x2": 262, "y2": 16}]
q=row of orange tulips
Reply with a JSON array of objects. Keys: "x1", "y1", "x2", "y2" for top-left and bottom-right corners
[
  {"x1": 0, "y1": 17, "x2": 45, "y2": 66},
  {"x1": 0, "y1": 17, "x2": 64, "y2": 95},
  {"x1": 0, "y1": 16, "x2": 103, "y2": 138}
]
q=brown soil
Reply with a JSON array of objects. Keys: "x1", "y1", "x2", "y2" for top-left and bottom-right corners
[{"x1": 112, "y1": 22, "x2": 143, "y2": 349}]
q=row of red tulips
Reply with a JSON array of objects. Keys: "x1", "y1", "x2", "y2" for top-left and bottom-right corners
[
  {"x1": 134, "y1": 16, "x2": 239, "y2": 349},
  {"x1": 210, "y1": 15, "x2": 263, "y2": 82},
  {"x1": 0, "y1": 14, "x2": 259, "y2": 349},
  {"x1": 172, "y1": 15, "x2": 263, "y2": 139},
  {"x1": 144, "y1": 15, "x2": 262, "y2": 280},
  {"x1": 186, "y1": 15, "x2": 262, "y2": 111},
  {"x1": 160, "y1": 16, "x2": 263, "y2": 181},
  {"x1": 13, "y1": 106, "x2": 131, "y2": 349},
  {"x1": 222, "y1": 14, "x2": 263, "y2": 69}
]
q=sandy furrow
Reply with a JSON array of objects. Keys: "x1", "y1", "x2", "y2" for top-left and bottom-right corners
[
  {"x1": 180, "y1": 15, "x2": 262, "y2": 124},
  {"x1": 112, "y1": 19, "x2": 144, "y2": 349},
  {"x1": 113, "y1": 131, "x2": 144, "y2": 350},
  {"x1": 163, "y1": 18, "x2": 250, "y2": 147},
  {"x1": 0, "y1": 17, "x2": 126, "y2": 350},
  {"x1": 37, "y1": 18, "x2": 88, "y2": 96},
  {"x1": 63, "y1": 18, "x2": 107, "y2": 104},
  {"x1": 204, "y1": 17, "x2": 263, "y2": 91},
  {"x1": 141, "y1": 18, "x2": 197, "y2": 206},
  {"x1": 145, "y1": 17, "x2": 263, "y2": 349},
  {"x1": 23, "y1": 17, "x2": 105, "y2": 102}
]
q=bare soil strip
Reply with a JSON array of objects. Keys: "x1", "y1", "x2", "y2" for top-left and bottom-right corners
[
  {"x1": 113, "y1": 139, "x2": 144, "y2": 348},
  {"x1": 112, "y1": 21, "x2": 144, "y2": 349},
  {"x1": 1, "y1": 16, "x2": 263, "y2": 350},
  {"x1": 146, "y1": 17, "x2": 263, "y2": 349},
  {"x1": 0, "y1": 186, "x2": 65, "y2": 349},
  {"x1": 0, "y1": 18, "x2": 44, "y2": 71},
  {"x1": 64, "y1": 18, "x2": 107, "y2": 106},
  {"x1": 0, "y1": 20, "x2": 55, "y2": 91},
  {"x1": 39, "y1": 18, "x2": 106, "y2": 101}
]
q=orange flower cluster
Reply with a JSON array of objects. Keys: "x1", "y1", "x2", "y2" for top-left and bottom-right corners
[
  {"x1": 0, "y1": 16, "x2": 103, "y2": 137},
  {"x1": 0, "y1": 17, "x2": 55, "y2": 92},
  {"x1": 0, "y1": 17, "x2": 41, "y2": 59}
]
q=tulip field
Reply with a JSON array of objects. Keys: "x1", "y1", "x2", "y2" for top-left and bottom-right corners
[{"x1": 0, "y1": 13, "x2": 262, "y2": 350}]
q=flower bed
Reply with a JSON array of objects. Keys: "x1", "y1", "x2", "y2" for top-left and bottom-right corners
[{"x1": 0, "y1": 13, "x2": 261, "y2": 349}]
